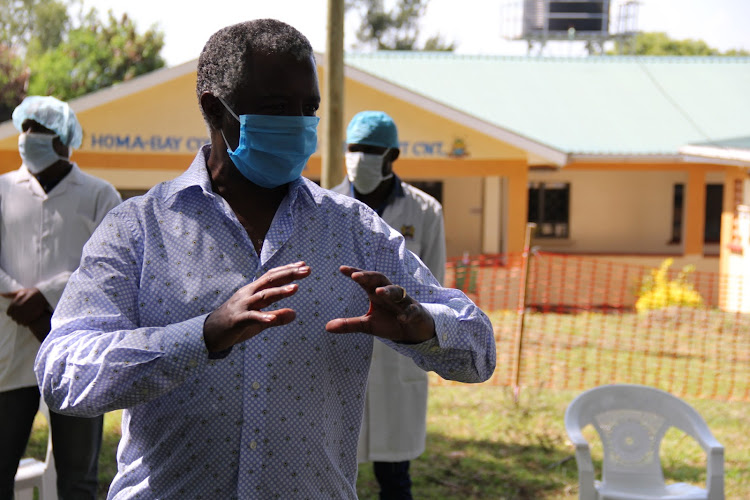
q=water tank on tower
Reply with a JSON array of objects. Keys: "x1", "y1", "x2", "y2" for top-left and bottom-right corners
[{"x1": 522, "y1": 0, "x2": 610, "y2": 39}]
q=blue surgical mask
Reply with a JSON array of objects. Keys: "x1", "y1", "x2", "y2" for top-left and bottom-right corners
[
  {"x1": 18, "y1": 132, "x2": 67, "y2": 174},
  {"x1": 218, "y1": 98, "x2": 319, "y2": 189}
]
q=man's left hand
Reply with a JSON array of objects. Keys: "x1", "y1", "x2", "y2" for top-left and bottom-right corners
[
  {"x1": 325, "y1": 265, "x2": 436, "y2": 344},
  {"x1": 1, "y1": 288, "x2": 51, "y2": 326}
]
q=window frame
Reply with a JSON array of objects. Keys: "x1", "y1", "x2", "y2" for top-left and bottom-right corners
[{"x1": 528, "y1": 181, "x2": 570, "y2": 239}]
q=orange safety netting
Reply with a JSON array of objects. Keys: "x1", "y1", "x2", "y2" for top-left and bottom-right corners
[{"x1": 434, "y1": 252, "x2": 750, "y2": 402}]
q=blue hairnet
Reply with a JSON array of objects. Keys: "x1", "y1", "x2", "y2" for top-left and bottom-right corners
[
  {"x1": 346, "y1": 111, "x2": 399, "y2": 149},
  {"x1": 12, "y1": 96, "x2": 83, "y2": 149}
]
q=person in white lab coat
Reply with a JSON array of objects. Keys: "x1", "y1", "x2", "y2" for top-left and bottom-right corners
[
  {"x1": 332, "y1": 110, "x2": 446, "y2": 499},
  {"x1": 0, "y1": 96, "x2": 121, "y2": 499}
]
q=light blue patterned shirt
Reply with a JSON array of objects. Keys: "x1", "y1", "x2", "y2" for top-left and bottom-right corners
[{"x1": 35, "y1": 147, "x2": 495, "y2": 499}]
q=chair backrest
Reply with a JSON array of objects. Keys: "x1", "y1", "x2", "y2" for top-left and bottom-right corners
[
  {"x1": 564, "y1": 384, "x2": 716, "y2": 492},
  {"x1": 15, "y1": 400, "x2": 57, "y2": 500}
]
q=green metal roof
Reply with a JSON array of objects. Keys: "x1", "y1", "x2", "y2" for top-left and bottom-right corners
[{"x1": 344, "y1": 53, "x2": 750, "y2": 156}]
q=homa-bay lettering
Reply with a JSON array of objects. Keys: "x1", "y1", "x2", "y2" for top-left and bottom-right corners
[
  {"x1": 89, "y1": 134, "x2": 448, "y2": 157},
  {"x1": 89, "y1": 134, "x2": 210, "y2": 152}
]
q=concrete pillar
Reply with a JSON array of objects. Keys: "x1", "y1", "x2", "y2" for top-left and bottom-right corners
[{"x1": 684, "y1": 165, "x2": 706, "y2": 256}]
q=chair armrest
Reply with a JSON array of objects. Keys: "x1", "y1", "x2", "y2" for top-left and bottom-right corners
[
  {"x1": 706, "y1": 445, "x2": 724, "y2": 500},
  {"x1": 568, "y1": 432, "x2": 597, "y2": 499}
]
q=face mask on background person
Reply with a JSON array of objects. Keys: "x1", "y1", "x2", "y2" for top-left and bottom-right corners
[
  {"x1": 18, "y1": 132, "x2": 68, "y2": 174},
  {"x1": 345, "y1": 150, "x2": 392, "y2": 194},
  {"x1": 218, "y1": 97, "x2": 319, "y2": 189}
]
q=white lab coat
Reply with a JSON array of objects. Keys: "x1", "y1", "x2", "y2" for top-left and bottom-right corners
[
  {"x1": 332, "y1": 178, "x2": 446, "y2": 462},
  {"x1": 0, "y1": 164, "x2": 121, "y2": 392}
]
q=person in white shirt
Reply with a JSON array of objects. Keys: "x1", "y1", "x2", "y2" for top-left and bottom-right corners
[
  {"x1": 332, "y1": 111, "x2": 446, "y2": 500},
  {"x1": 0, "y1": 96, "x2": 121, "y2": 500}
]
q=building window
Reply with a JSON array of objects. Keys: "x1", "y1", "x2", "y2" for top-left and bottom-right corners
[
  {"x1": 671, "y1": 183, "x2": 723, "y2": 244},
  {"x1": 670, "y1": 184, "x2": 684, "y2": 243},
  {"x1": 704, "y1": 184, "x2": 723, "y2": 243},
  {"x1": 528, "y1": 182, "x2": 569, "y2": 238}
]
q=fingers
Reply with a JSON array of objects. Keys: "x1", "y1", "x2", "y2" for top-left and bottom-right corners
[
  {"x1": 246, "y1": 283, "x2": 300, "y2": 310},
  {"x1": 339, "y1": 266, "x2": 393, "y2": 293},
  {"x1": 243, "y1": 262, "x2": 310, "y2": 295},
  {"x1": 242, "y1": 308, "x2": 297, "y2": 329},
  {"x1": 325, "y1": 316, "x2": 370, "y2": 335},
  {"x1": 339, "y1": 267, "x2": 407, "y2": 302},
  {"x1": 376, "y1": 284, "x2": 410, "y2": 306}
]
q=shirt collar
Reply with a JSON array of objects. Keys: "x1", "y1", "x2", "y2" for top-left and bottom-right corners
[
  {"x1": 16, "y1": 163, "x2": 84, "y2": 198},
  {"x1": 163, "y1": 144, "x2": 315, "y2": 209}
]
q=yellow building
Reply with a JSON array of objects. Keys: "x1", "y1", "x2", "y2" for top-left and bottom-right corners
[{"x1": 1, "y1": 54, "x2": 748, "y2": 277}]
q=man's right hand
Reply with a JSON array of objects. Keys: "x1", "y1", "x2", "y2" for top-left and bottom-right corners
[{"x1": 203, "y1": 261, "x2": 311, "y2": 353}]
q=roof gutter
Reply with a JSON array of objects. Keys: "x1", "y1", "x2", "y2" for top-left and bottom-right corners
[
  {"x1": 680, "y1": 145, "x2": 750, "y2": 167},
  {"x1": 568, "y1": 153, "x2": 684, "y2": 164}
]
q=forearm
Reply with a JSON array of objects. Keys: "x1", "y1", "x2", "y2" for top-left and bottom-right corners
[
  {"x1": 28, "y1": 311, "x2": 52, "y2": 342},
  {"x1": 0, "y1": 266, "x2": 22, "y2": 294},
  {"x1": 384, "y1": 301, "x2": 496, "y2": 383},
  {"x1": 35, "y1": 314, "x2": 211, "y2": 416}
]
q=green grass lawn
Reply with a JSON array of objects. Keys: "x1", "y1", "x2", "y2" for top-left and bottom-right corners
[
  {"x1": 484, "y1": 310, "x2": 750, "y2": 401},
  {"x1": 26, "y1": 385, "x2": 750, "y2": 499}
]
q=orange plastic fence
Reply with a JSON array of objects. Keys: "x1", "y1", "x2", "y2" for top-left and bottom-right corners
[{"x1": 437, "y1": 252, "x2": 750, "y2": 402}]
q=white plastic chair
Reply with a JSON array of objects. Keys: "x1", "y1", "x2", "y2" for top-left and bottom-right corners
[
  {"x1": 14, "y1": 400, "x2": 57, "y2": 500},
  {"x1": 564, "y1": 384, "x2": 724, "y2": 500}
]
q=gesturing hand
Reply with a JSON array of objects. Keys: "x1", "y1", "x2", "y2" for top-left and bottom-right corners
[
  {"x1": 203, "y1": 261, "x2": 311, "y2": 352},
  {"x1": 325, "y1": 265, "x2": 435, "y2": 344}
]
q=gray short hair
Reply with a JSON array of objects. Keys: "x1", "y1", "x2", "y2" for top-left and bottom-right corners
[{"x1": 196, "y1": 19, "x2": 314, "y2": 125}]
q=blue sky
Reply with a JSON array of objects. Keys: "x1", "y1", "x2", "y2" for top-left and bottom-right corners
[{"x1": 89, "y1": 0, "x2": 750, "y2": 66}]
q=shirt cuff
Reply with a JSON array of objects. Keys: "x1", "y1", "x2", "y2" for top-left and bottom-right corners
[
  {"x1": 398, "y1": 302, "x2": 457, "y2": 355},
  {"x1": 159, "y1": 314, "x2": 212, "y2": 373}
]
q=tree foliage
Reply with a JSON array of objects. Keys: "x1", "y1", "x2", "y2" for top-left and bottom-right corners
[
  {"x1": 0, "y1": 0, "x2": 165, "y2": 121},
  {"x1": 27, "y1": 10, "x2": 165, "y2": 100},
  {"x1": 612, "y1": 31, "x2": 749, "y2": 56},
  {"x1": 0, "y1": 0, "x2": 68, "y2": 52},
  {"x1": 0, "y1": 45, "x2": 29, "y2": 119},
  {"x1": 347, "y1": 0, "x2": 454, "y2": 51}
]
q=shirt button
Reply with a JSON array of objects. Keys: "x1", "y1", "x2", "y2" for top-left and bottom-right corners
[
  {"x1": 442, "y1": 333, "x2": 448, "y2": 341},
  {"x1": 249, "y1": 440, "x2": 257, "y2": 450},
  {"x1": 252, "y1": 382, "x2": 260, "y2": 390}
]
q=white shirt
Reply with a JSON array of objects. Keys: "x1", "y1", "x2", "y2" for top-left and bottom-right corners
[{"x1": 0, "y1": 163, "x2": 121, "y2": 392}]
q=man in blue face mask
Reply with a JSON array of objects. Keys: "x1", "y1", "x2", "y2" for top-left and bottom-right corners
[
  {"x1": 34, "y1": 19, "x2": 496, "y2": 499},
  {"x1": 333, "y1": 111, "x2": 446, "y2": 500},
  {"x1": 0, "y1": 96, "x2": 121, "y2": 499}
]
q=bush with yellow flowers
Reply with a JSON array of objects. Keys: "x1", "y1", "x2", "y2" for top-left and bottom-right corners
[{"x1": 635, "y1": 258, "x2": 704, "y2": 313}]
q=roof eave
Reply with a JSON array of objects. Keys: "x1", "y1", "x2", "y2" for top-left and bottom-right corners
[
  {"x1": 568, "y1": 153, "x2": 684, "y2": 163},
  {"x1": 680, "y1": 145, "x2": 750, "y2": 167}
]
